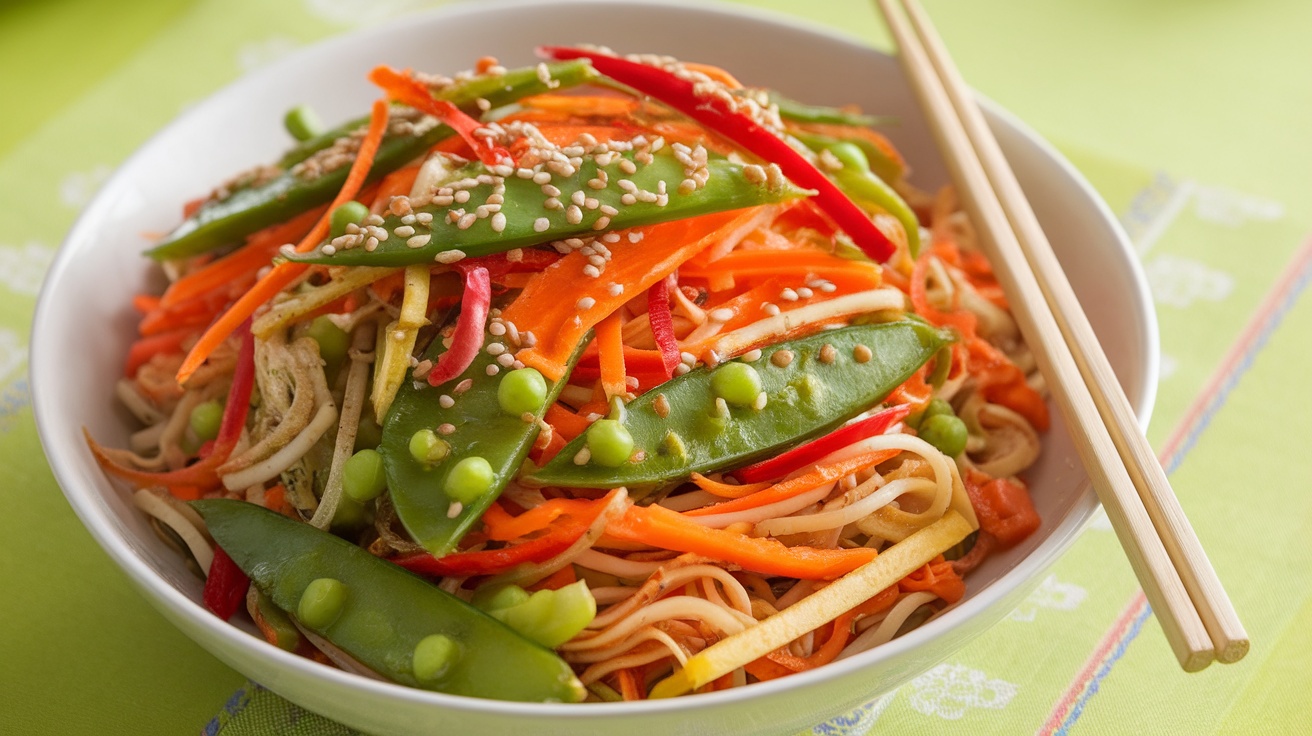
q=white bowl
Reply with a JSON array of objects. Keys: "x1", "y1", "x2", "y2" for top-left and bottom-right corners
[{"x1": 31, "y1": 1, "x2": 1158, "y2": 734}]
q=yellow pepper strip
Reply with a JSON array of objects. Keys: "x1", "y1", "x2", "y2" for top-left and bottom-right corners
[
  {"x1": 649, "y1": 510, "x2": 973, "y2": 698},
  {"x1": 370, "y1": 264, "x2": 430, "y2": 419},
  {"x1": 253, "y1": 266, "x2": 397, "y2": 339}
]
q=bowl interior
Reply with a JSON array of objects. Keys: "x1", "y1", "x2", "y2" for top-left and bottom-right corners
[{"x1": 31, "y1": 2, "x2": 1156, "y2": 734}]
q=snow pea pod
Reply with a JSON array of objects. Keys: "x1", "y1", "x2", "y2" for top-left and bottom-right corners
[
  {"x1": 290, "y1": 149, "x2": 808, "y2": 268},
  {"x1": 770, "y1": 92, "x2": 886, "y2": 127},
  {"x1": 529, "y1": 320, "x2": 951, "y2": 490},
  {"x1": 149, "y1": 61, "x2": 596, "y2": 261},
  {"x1": 379, "y1": 330, "x2": 588, "y2": 556},
  {"x1": 192, "y1": 499, "x2": 584, "y2": 702},
  {"x1": 798, "y1": 133, "x2": 921, "y2": 257}
]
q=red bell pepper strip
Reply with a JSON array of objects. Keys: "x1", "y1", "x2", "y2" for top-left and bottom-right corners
[
  {"x1": 647, "y1": 274, "x2": 680, "y2": 378},
  {"x1": 426, "y1": 266, "x2": 491, "y2": 387},
  {"x1": 394, "y1": 527, "x2": 581, "y2": 577},
  {"x1": 459, "y1": 249, "x2": 561, "y2": 281},
  {"x1": 734, "y1": 404, "x2": 911, "y2": 483},
  {"x1": 88, "y1": 319, "x2": 257, "y2": 493},
  {"x1": 964, "y1": 470, "x2": 1040, "y2": 548},
  {"x1": 537, "y1": 47, "x2": 896, "y2": 262},
  {"x1": 203, "y1": 545, "x2": 250, "y2": 620},
  {"x1": 368, "y1": 65, "x2": 513, "y2": 168}
]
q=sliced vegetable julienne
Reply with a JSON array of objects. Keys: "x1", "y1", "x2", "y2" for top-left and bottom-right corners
[
  {"x1": 290, "y1": 148, "x2": 808, "y2": 268},
  {"x1": 192, "y1": 499, "x2": 585, "y2": 702},
  {"x1": 370, "y1": 264, "x2": 434, "y2": 419},
  {"x1": 379, "y1": 329, "x2": 589, "y2": 556},
  {"x1": 649, "y1": 510, "x2": 974, "y2": 698},
  {"x1": 539, "y1": 46, "x2": 897, "y2": 262},
  {"x1": 528, "y1": 321, "x2": 952, "y2": 491},
  {"x1": 797, "y1": 134, "x2": 921, "y2": 257}
]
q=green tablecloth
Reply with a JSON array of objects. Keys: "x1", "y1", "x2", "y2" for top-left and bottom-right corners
[{"x1": 2, "y1": 1, "x2": 1309, "y2": 733}]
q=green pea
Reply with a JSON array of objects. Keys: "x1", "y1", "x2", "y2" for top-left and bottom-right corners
[
  {"x1": 497, "y1": 368, "x2": 548, "y2": 416},
  {"x1": 919, "y1": 414, "x2": 968, "y2": 457},
  {"x1": 297, "y1": 578, "x2": 347, "y2": 629},
  {"x1": 343, "y1": 449, "x2": 387, "y2": 503},
  {"x1": 710, "y1": 362, "x2": 763, "y2": 407},
  {"x1": 471, "y1": 583, "x2": 531, "y2": 612},
  {"x1": 923, "y1": 398, "x2": 955, "y2": 421},
  {"x1": 283, "y1": 104, "x2": 324, "y2": 142},
  {"x1": 412, "y1": 634, "x2": 458, "y2": 682},
  {"x1": 307, "y1": 316, "x2": 349, "y2": 366},
  {"x1": 332, "y1": 497, "x2": 366, "y2": 530},
  {"x1": 329, "y1": 200, "x2": 370, "y2": 239},
  {"x1": 444, "y1": 456, "x2": 495, "y2": 504},
  {"x1": 586, "y1": 419, "x2": 634, "y2": 468},
  {"x1": 409, "y1": 429, "x2": 450, "y2": 465},
  {"x1": 354, "y1": 409, "x2": 383, "y2": 452},
  {"x1": 189, "y1": 400, "x2": 224, "y2": 442}
]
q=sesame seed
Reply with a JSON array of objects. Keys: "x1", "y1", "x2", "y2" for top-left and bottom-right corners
[
  {"x1": 796, "y1": 287, "x2": 814, "y2": 299},
  {"x1": 678, "y1": 179, "x2": 697, "y2": 195},
  {"x1": 542, "y1": 184, "x2": 561, "y2": 197},
  {"x1": 523, "y1": 330, "x2": 537, "y2": 347},
  {"x1": 583, "y1": 264, "x2": 601, "y2": 278},
  {"x1": 584, "y1": 197, "x2": 599, "y2": 210},
  {"x1": 435, "y1": 249, "x2": 466, "y2": 264},
  {"x1": 415, "y1": 212, "x2": 433, "y2": 225},
  {"x1": 674, "y1": 363, "x2": 691, "y2": 376},
  {"x1": 780, "y1": 288, "x2": 799, "y2": 302},
  {"x1": 533, "y1": 171, "x2": 552, "y2": 185},
  {"x1": 565, "y1": 205, "x2": 583, "y2": 224},
  {"x1": 600, "y1": 204, "x2": 618, "y2": 216},
  {"x1": 454, "y1": 378, "x2": 473, "y2": 394},
  {"x1": 742, "y1": 349, "x2": 763, "y2": 362},
  {"x1": 395, "y1": 225, "x2": 416, "y2": 238},
  {"x1": 486, "y1": 364, "x2": 500, "y2": 376},
  {"x1": 408, "y1": 234, "x2": 431, "y2": 248},
  {"x1": 628, "y1": 232, "x2": 644, "y2": 243},
  {"x1": 534, "y1": 217, "x2": 550, "y2": 232},
  {"x1": 819, "y1": 344, "x2": 837, "y2": 364},
  {"x1": 505, "y1": 248, "x2": 523, "y2": 262},
  {"x1": 454, "y1": 190, "x2": 471, "y2": 203},
  {"x1": 432, "y1": 195, "x2": 454, "y2": 207},
  {"x1": 593, "y1": 216, "x2": 611, "y2": 230},
  {"x1": 365, "y1": 214, "x2": 385, "y2": 226},
  {"x1": 772, "y1": 350, "x2": 794, "y2": 368},
  {"x1": 457, "y1": 213, "x2": 477, "y2": 230},
  {"x1": 476, "y1": 98, "x2": 492, "y2": 112},
  {"x1": 680, "y1": 352, "x2": 696, "y2": 365},
  {"x1": 364, "y1": 236, "x2": 379, "y2": 251},
  {"x1": 854, "y1": 344, "x2": 873, "y2": 363},
  {"x1": 763, "y1": 302, "x2": 781, "y2": 316},
  {"x1": 588, "y1": 254, "x2": 606, "y2": 267},
  {"x1": 439, "y1": 394, "x2": 455, "y2": 408},
  {"x1": 588, "y1": 178, "x2": 606, "y2": 190},
  {"x1": 621, "y1": 193, "x2": 637, "y2": 206},
  {"x1": 714, "y1": 397, "x2": 730, "y2": 418},
  {"x1": 438, "y1": 423, "x2": 456, "y2": 435},
  {"x1": 517, "y1": 167, "x2": 535, "y2": 179},
  {"x1": 491, "y1": 212, "x2": 507, "y2": 232},
  {"x1": 577, "y1": 296, "x2": 596, "y2": 310},
  {"x1": 497, "y1": 353, "x2": 516, "y2": 367},
  {"x1": 625, "y1": 376, "x2": 639, "y2": 389},
  {"x1": 447, "y1": 501, "x2": 463, "y2": 519},
  {"x1": 709, "y1": 307, "x2": 734, "y2": 323},
  {"x1": 653, "y1": 393, "x2": 671, "y2": 418},
  {"x1": 489, "y1": 322, "x2": 506, "y2": 336},
  {"x1": 655, "y1": 193, "x2": 668, "y2": 207},
  {"x1": 752, "y1": 392, "x2": 768, "y2": 411},
  {"x1": 321, "y1": 244, "x2": 337, "y2": 255},
  {"x1": 619, "y1": 159, "x2": 637, "y2": 174},
  {"x1": 573, "y1": 447, "x2": 591, "y2": 465},
  {"x1": 401, "y1": 214, "x2": 417, "y2": 225},
  {"x1": 487, "y1": 342, "x2": 506, "y2": 355},
  {"x1": 601, "y1": 232, "x2": 620, "y2": 243},
  {"x1": 544, "y1": 198, "x2": 563, "y2": 210},
  {"x1": 607, "y1": 283, "x2": 624, "y2": 297},
  {"x1": 571, "y1": 190, "x2": 586, "y2": 206}
]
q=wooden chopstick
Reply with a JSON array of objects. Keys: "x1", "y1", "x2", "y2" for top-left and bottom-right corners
[{"x1": 875, "y1": 0, "x2": 1248, "y2": 670}]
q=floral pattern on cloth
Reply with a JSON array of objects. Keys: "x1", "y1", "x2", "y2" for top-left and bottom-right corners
[
  {"x1": 904, "y1": 664, "x2": 1018, "y2": 720},
  {"x1": 1008, "y1": 575, "x2": 1088, "y2": 622},
  {"x1": 0, "y1": 241, "x2": 54, "y2": 297}
]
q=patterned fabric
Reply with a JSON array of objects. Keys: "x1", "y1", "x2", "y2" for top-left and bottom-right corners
[{"x1": 2, "y1": 1, "x2": 1309, "y2": 734}]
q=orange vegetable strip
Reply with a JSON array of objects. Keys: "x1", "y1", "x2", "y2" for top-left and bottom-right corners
[
  {"x1": 503, "y1": 209, "x2": 754, "y2": 381},
  {"x1": 596, "y1": 311, "x2": 628, "y2": 399},
  {"x1": 765, "y1": 610, "x2": 856, "y2": 672},
  {"x1": 689, "y1": 473, "x2": 772, "y2": 499},
  {"x1": 683, "y1": 449, "x2": 895, "y2": 518},
  {"x1": 175, "y1": 99, "x2": 390, "y2": 385},
  {"x1": 482, "y1": 497, "x2": 600, "y2": 542},
  {"x1": 529, "y1": 564, "x2": 578, "y2": 592},
  {"x1": 616, "y1": 668, "x2": 644, "y2": 701},
  {"x1": 520, "y1": 93, "x2": 641, "y2": 118},
  {"x1": 899, "y1": 555, "x2": 966, "y2": 604},
  {"x1": 369, "y1": 66, "x2": 511, "y2": 167},
  {"x1": 545, "y1": 403, "x2": 591, "y2": 442},
  {"x1": 681, "y1": 62, "x2": 743, "y2": 88},
  {"x1": 124, "y1": 327, "x2": 194, "y2": 377},
  {"x1": 367, "y1": 164, "x2": 420, "y2": 215},
  {"x1": 606, "y1": 503, "x2": 877, "y2": 580},
  {"x1": 132, "y1": 294, "x2": 160, "y2": 314},
  {"x1": 681, "y1": 249, "x2": 883, "y2": 287}
]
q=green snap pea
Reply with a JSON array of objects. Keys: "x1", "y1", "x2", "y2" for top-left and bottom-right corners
[
  {"x1": 306, "y1": 316, "x2": 349, "y2": 366},
  {"x1": 331, "y1": 497, "x2": 366, "y2": 530},
  {"x1": 412, "y1": 634, "x2": 458, "y2": 682},
  {"x1": 530, "y1": 321, "x2": 953, "y2": 491},
  {"x1": 298, "y1": 578, "x2": 347, "y2": 629},
  {"x1": 919, "y1": 413, "x2": 968, "y2": 457},
  {"x1": 497, "y1": 368, "x2": 548, "y2": 417},
  {"x1": 711, "y1": 361, "x2": 763, "y2": 407},
  {"x1": 770, "y1": 91, "x2": 884, "y2": 127},
  {"x1": 586, "y1": 419, "x2": 635, "y2": 468},
  {"x1": 193, "y1": 499, "x2": 584, "y2": 702},
  {"x1": 444, "y1": 457, "x2": 495, "y2": 505},
  {"x1": 283, "y1": 104, "x2": 324, "y2": 142},
  {"x1": 291, "y1": 149, "x2": 808, "y2": 268},
  {"x1": 802, "y1": 136, "x2": 921, "y2": 257},
  {"x1": 329, "y1": 200, "x2": 370, "y2": 239},
  {"x1": 188, "y1": 400, "x2": 223, "y2": 442},
  {"x1": 379, "y1": 330, "x2": 589, "y2": 556},
  {"x1": 149, "y1": 61, "x2": 598, "y2": 261},
  {"x1": 342, "y1": 448, "x2": 387, "y2": 503}
]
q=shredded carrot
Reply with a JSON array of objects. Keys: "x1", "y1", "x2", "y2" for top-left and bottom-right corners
[
  {"x1": 503, "y1": 209, "x2": 760, "y2": 381},
  {"x1": 887, "y1": 365, "x2": 933, "y2": 412},
  {"x1": 690, "y1": 473, "x2": 772, "y2": 499},
  {"x1": 481, "y1": 496, "x2": 601, "y2": 542},
  {"x1": 681, "y1": 62, "x2": 743, "y2": 88},
  {"x1": 124, "y1": 327, "x2": 194, "y2": 377},
  {"x1": 520, "y1": 93, "x2": 641, "y2": 118},
  {"x1": 899, "y1": 555, "x2": 966, "y2": 604},
  {"x1": 766, "y1": 610, "x2": 856, "y2": 671},
  {"x1": 596, "y1": 311, "x2": 628, "y2": 399},
  {"x1": 175, "y1": 99, "x2": 391, "y2": 385},
  {"x1": 683, "y1": 449, "x2": 897, "y2": 518},
  {"x1": 545, "y1": 403, "x2": 591, "y2": 442},
  {"x1": 606, "y1": 503, "x2": 877, "y2": 580},
  {"x1": 528, "y1": 565, "x2": 578, "y2": 592},
  {"x1": 367, "y1": 164, "x2": 421, "y2": 216},
  {"x1": 682, "y1": 248, "x2": 882, "y2": 289},
  {"x1": 616, "y1": 668, "x2": 644, "y2": 701},
  {"x1": 132, "y1": 294, "x2": 160, "y2": 314}
]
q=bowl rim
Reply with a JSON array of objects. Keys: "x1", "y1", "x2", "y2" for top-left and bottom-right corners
[{"x1": 31, "y1": 0, "x2": 1158, "y2": 721}]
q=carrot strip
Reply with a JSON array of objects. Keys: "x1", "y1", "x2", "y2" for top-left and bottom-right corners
[
  {"x1": 528, "y1": 564, "x2": 578, "y2": 592},
  {"x1": 681, "y1": 62, "x2": 743, "y2": 88},
  {"x1": 481, "y1": 496, "x2": 599, "y2": 542},
  {"x1": 898, "y1": 555, "x2": 966, "y2": 604},
  {"x1": 124, "y1": 327, "x2": 194, "y2": 377},
  {"x1": 369, "y1": 66, "x2": 511, "y2": 167},
  {"x1": 545, "y1": 403, "x2": 591, "y2": 442},
  {"x1": 616, "y1": 668, "x2": 644, "y2": 701},
  {"x1": 502, "y1": 209, "x2": 758, "y2": 381},
  {"x1": 683, "y1": 449, "x2": 895, "y2": 518},
  {"x1": 681, "y1": 249, "x2": 882, "y2": 288},
  {"x1": 367, "y1": 164, "x2": 421, "y2": 216},
  {"x1": 175, "y1": 100, "x2": 390, "y2": 385},
  {"x1": 596, "y1": 311, "x2": 628, "y2": 399},
  {"x1": 689, "y1": 473, "x2": 772, "y2": 499},
  {"x1": 765, "y1": 610, "x2": 856, "y2": 671},
  {"x1": 605, "y1": 503, "x2": 877, "y2": 580}
]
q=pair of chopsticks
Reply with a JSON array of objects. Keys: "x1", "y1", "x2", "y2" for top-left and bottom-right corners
[{"x1": 874, "y1": 0, "x2": 1247, "y2": 671}]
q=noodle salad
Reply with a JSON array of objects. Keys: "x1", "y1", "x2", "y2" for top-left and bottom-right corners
[{"x1": 89, "y1": 48, "x2": 1047, "y2": 702}]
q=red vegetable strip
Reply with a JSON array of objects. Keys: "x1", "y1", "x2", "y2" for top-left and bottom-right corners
[
  {"x1": 734, "y1": 404, "x2": 912, "y2": 483},
  {"x1": 124, "y1": 327, "x2": 194, "y2": 378},
  {"x1": 899, "y1": 555, "x2": 966, "y2": 604},
  {"x1": 538, "y1": 47, "x2": 895, "y2": 262},
  {"x1": 426, "y1": 266, "x2": 491, "y2": 387},
  {"x1": 203, "y1": 546, "x2": 250, "y2": 621},
  {"x1": 686, "y1": 449, "x2": 893, "y2": 518},
  {"x1": 368, "y1": 65, "x2": 512, "y2": 168},
  {"x1": 647, "y1": 274, "x2": 680, "y2": 378},
  {"x1": 175, "y1": 99, "x2": 391, "y2": 385}
]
